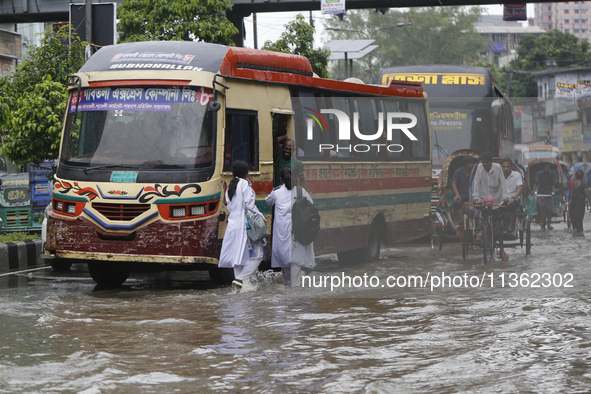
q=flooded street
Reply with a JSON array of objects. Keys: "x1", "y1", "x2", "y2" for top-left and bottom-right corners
[{"x1": 2, "y1": 216, "x2": 591, "y2": 393}]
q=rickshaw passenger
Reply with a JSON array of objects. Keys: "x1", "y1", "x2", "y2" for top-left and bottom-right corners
[
  {"x1": 452, "y1": 156, "x2": 477, "y2": 226},
  {"x1": 473, "y1": 151, "x2": 509, "y2": 261},
  {"x1": 532, "y1": 163, "x2": 557, "y2": 230},
  {"x1": 502, "y1": 158, "x2": 523, "y2": 234}
]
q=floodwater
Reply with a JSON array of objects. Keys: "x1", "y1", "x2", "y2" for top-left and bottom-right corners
[{"x1": 1, "y1": 216, "x2": 591, "y2": 393}]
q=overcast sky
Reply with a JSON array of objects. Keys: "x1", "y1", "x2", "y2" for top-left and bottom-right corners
[{"x1": 243, "y1": 4, "x2": 536, "y2": 49}]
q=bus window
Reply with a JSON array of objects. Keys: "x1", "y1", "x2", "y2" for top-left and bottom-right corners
[
  {"x1": 272, "y1": 113, "x2": 288, "y2": 141},
  {"x1": 383, "y1": 99, "x2": 403, "y2": 159},
  {"x1": 407, "y1": 101, "x2": 430, "y2": 160},
  {"x1": 225, "y1": 110, "x2": 259, "y2": 171},
  {"x1": 292, "y1": 90, "x2": 321, "y2": 159}
]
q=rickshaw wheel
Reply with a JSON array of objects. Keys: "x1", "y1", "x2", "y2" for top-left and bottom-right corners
[
  {"x1": 525, "y1": 221, "x2": 532, "y2": 255},
  {"x1": 462, "y1": 226, "x2": 469, "y2": 259},
  {"x1": 431, "y1": 215, "x2": 443, "y2": 251},
  {"x1": 519, "y1": 229, "x2": 524, "y2": 247},
  {"x1": 482, "y1": 223, "x2": 494, "y2": 265}
]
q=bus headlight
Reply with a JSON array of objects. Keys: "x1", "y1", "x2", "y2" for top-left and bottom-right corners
[
  {"x1": 190, "y1": 205, "x2": 205, "y2": 216},
  {"x1": 52, "y1": 198, "x2": 85, "y2": 217},
  {"x1": 157, "y1": 200, "x2": 219, "y2": 220},
  {"x1": 171, "y1": 207, "x2": 186, "y2": 218}
]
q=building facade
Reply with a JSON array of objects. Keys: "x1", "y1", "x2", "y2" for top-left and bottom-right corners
[
  {"x1": 534, "y1": 2, "x2": 591, "y2": 42},
  {"x1": 475, "y1": 15, "x2": 546, "y2": 64}
]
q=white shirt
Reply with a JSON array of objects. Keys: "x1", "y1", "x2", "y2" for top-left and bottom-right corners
[
  {"x1": 218, "y1": 179, "x2": 264, "y2": 268},
  {"x1": 473, "y1": 162, "x2": 507, "y2": 205},
  {"x1": 505, "y1": 170, "x2": 523, "y2": 199},
  {"x1": 265, "y1": 185, "x2": 316, "y2": 269}
]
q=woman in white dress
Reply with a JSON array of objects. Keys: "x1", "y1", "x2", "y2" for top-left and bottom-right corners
[
  {"x1": 265, "y1": 168, "x2": 315, "y2": 287},
  {"x1": 218, "y1": 161, "x2": 265, "y2": 288}
]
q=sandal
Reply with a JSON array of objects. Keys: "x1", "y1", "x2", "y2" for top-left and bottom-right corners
[{"x1": 500, "y1": 252, "x2": 509, "y2": 262}]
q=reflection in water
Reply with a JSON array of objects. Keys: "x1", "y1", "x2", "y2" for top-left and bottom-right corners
[{"x1": 0, "y1": 218, "x2": 591, "y2": 392}]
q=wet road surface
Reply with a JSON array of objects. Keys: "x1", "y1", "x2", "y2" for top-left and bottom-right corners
[{"x1": 1, "y1": 215, "x2": 591, "y2": 393}]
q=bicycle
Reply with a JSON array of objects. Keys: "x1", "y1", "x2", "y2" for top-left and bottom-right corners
[{"x1": 472, "y1": 197, "x2": 507, "y2": 265}]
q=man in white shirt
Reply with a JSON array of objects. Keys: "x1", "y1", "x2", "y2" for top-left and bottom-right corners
[
  {"x1": 473, "y1": 152, "x2": 507, "y2": 204},
  {"x1": 473, "y1": 152, "x2": 509, "y2": 261},
  {"x1": 502, "y1": 158, "x2": 523, "y2": 234}
]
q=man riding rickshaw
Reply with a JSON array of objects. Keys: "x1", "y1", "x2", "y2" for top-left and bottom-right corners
[
  {"x1": 461, "y1": 153, "x2": 532, "y2": 263},
  {"x1": 527, "y1": 158, "x2": 565, "y2": 230}
]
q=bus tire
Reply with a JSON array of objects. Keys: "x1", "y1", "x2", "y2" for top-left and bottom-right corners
[
  {"x1": 87, "y1": 262, "x2": 129, "y2": 287},
  {"x1": 50, "y1": 258, "x2": 73, "y2": 272},
  {"x1": 364, "y1": 225, "x2": 382, "y2": 262},
  {"x1": 208, "y1": 267, "x2": 235, "y2": 285}
]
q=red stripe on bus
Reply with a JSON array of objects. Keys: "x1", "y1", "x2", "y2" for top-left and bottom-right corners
[
  {"x1": 88, "y1": 80, "x2": 191, "y2": 87},
  {"x1": 251, "y1": 180, "x2": 274, "y2": 195},
  {"x1": 307, "y1": 176, "x2": 431, "y2": 193}
]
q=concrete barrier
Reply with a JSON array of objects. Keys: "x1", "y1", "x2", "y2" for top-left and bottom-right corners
[{"x1": 0, "y1": 240, "x2": 48, "y2": 274}]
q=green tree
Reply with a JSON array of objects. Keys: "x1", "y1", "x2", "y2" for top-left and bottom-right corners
[
  {"x1": 325, "y1": 7, "x2": 485, "y2": 83},
  {"x1": 117, "y1": 0, "x2": 238, "y2": 45},
  {"x1": 262, "y1": 14, "x2": 330, "y2": 79},
  {"x1": 505, "y1": 30, "x2": 591, "y2": 97},
  {"x1": 0, "y1": 25, "x2": 87, "y2": 167},
  {"x1": 471, "y1": 60, "x2": 507, "y2": 93}
]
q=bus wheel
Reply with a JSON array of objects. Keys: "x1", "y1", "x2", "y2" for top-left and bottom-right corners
[
  {"x1": 208, "y1": 267, "x2": 235, "y2": 285},
  {"x1": 50, "y1": 258, "x2": 73, "y2": 272},
  {"x1": 364, "y1": 225, "x2": 382, "y2": 262},
  {"x1": 87, "y1": 262, "x2": 129, "y2": 287}
]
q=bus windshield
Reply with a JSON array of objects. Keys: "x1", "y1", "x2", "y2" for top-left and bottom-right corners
[
  {"x1": 522, "y1": 147, "x2": 559, "y2": 167},
  {"x1": 61, "y1": 86, "x2": 215, "y2": 169}
]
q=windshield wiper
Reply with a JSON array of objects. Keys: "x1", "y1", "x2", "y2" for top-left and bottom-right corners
[{"x1": 83, "y1": 164, "x2": 141, "y2": 174}]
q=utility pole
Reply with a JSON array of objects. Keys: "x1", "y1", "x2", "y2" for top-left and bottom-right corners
[
  {"x1": 253, "y1": 13, "x2": 258, "y2": 49},
  {"x1": 85, "y1": 0, "x2": 93, "y2": 56},
  {"x1": 309, "y1": 11, "x2": 314, "y2": 49}
]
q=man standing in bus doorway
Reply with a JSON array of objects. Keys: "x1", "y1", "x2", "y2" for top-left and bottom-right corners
[
  {"x1": 532, "y1": 162, "x2": 557, "y2": 230},
  {"x1": 473, "y1": 151, "x2": 509, "y2": 261},
  {"x1": 273, "y1": 136, "x2": 308, "y2": 190},
  {"x1": 502, "y1": 158, "x2": 523, "y2": 236},
  {"x1": 451, "y1": 156, "x2": 477, "y2": 227}
]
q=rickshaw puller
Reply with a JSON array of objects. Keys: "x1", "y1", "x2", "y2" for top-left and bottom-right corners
[
  {"x1": 532, "y1": 162, "x2": 557, "y2": 230},
  {"x1": 502, "y1": 158, "x2": 523, "y2": 235},
  {"x1": 473, "y1": 152, "x2": 509, "y2": 261}
]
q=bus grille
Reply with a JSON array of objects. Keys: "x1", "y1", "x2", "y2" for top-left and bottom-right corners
[
  {"x1": 91, "y1": 203, "x2": 151, "y2": 221},
  {"x1": 5, "y1": 210, "x2": 31, "y2": 226}
]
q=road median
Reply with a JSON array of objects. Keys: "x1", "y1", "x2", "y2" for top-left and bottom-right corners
[{"x1": 0, "y1": 240, "x2": 48, "y2": 275}]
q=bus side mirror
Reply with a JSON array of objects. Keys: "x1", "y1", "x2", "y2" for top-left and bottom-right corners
[
  {"x1": 491, "y1": 99, "x2": 504, "y2": 116},
  {"x1": 208, "y1": 101, "x2": 221, "y2": 112}
]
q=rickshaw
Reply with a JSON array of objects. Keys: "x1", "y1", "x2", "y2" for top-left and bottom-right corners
[
  {"x1": 431, "y1": 149, "x2": 480, "y2": 250},
  {"x1": 573, "y1": 162, "x2": 590, "y2": 174},
  {"x1": 526, "y1": 158, "x2": 566, "y2": 229},
  {"x1": 462, "y1": 158, "x2": 532, "y2": 263}
]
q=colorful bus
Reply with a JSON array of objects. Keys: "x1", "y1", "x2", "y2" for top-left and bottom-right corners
[
  {"x1": 45, "y1": 41, "x2": 432, "y2": 286},
  {"x1": 514, "y1": 144, "x2": 559, "y2": 168},
  {"x1": 0, "y1": 157, "x2": 50, "y2": 233},
  {"x1": 378, "y1": 65, "x2": 515, "y2": 212}
]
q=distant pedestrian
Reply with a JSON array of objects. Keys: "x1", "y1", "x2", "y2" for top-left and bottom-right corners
[
  {"x1": 218, "y1": 161, "x2": 265, "y2": 288},
  {"x1": 265, "y1": 168, "x2": 315, "y2": 287},
  {"x1": 570, "y1": 170, "x2": 591, "y2": 233}
]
